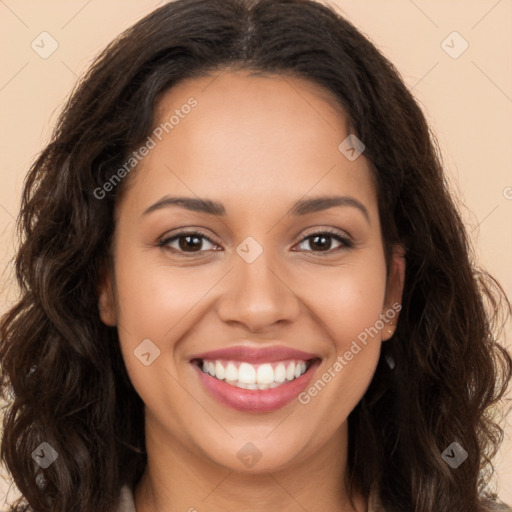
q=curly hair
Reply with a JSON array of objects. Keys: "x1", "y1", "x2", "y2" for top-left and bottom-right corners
[{"x1": 1, "y1": 0, "x2": 511, "y2": 511}]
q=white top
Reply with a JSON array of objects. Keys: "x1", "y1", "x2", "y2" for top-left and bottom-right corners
[{"x1": 116, "y1": 485, "x2": 136, "y2": 512}]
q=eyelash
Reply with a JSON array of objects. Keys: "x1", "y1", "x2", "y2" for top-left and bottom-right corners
[{"x1": 157, "y1": 228, "x2": 354, "y2": 257}]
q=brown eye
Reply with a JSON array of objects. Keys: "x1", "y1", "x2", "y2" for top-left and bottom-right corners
[
  {"x1": 295, "y1": 230, "x2": 353, "y2": 253},
  {"x1": 159, "y1": 231, "x2": 219, "y2": 254}
]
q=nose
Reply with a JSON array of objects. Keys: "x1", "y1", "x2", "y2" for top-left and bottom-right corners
[{"x1": 216, "y1": 248, "x2": 301, "y2": 332}]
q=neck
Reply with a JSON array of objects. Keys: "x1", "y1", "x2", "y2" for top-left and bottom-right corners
[{"x1": 134, "y1": 414, "x2": 367, "y2": 512}]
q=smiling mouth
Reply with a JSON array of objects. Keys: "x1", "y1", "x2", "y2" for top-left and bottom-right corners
[{"x1": 191, "y1": 357, "x2": 320, "y2": 390}]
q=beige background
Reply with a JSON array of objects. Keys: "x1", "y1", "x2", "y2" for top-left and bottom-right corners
[{"x1": 1, "y1": 0, "x2": 511, "y2": 506}]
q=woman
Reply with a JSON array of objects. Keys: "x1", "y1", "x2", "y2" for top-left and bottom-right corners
[{"x1": 1, "y1": 0, "x2": 511, "y2": 510}]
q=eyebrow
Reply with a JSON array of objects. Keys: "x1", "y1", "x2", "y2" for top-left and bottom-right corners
[{"x1": 142, "y1": 194, "x2": 370, "y2": 223}]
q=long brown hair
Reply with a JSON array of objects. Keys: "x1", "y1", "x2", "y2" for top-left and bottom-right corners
[{"x1": 1, "y1": 1, "x2": 511, "y2": 510}]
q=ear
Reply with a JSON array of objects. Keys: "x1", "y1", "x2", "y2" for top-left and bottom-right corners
[
  {"x1": 97, "y1": 268, "x2": 117, "y2": 327},
  {"x1": 381, "y1": 244, "x2": 406, "y2": 341}
]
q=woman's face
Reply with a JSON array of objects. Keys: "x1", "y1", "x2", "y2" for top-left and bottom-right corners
[{"x1": 99, "y1": 70, "x2": 404, "y2": 474}]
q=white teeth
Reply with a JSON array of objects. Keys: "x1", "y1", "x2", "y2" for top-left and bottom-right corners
[
  {"x1": 256, "y1": 363, "x2": 274, "y2": 384},
  {"x1": 199, "y1": 359, "x2": 311, "y2": 389},
  {"x1": 294, "y1": 361, "x2": 306, "y2": 379},
  {"x1": 215, "y1": 360, "x2": 225, "y2": 380},
  {"x1": 238, "y1": 362, "x2": 256, "y2": 384},
  {"x1": 286, "y1": 362, "x2": 295, "y2": 381},
  {"x1": 225, "y1": 362, "x2": 238, "y2": 381},
  {"x1": 274, "y1": 363, "x2": 286, "y2": 383}
]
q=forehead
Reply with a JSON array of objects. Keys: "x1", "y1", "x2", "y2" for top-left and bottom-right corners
[{"x1": 118, "y1": 69, "x2": 378, "y2": 220}]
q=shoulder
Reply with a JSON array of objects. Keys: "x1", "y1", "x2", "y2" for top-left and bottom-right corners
[
  {"x1": 115, "y1": 484, "x2": 136, "y2": 512},
  {"x1": 0, "y1": 485, "x2": 137, "y2": 512},
  {"x1": 482, "y1": 493, "x2": 512, "y2": 512},
  {"x1": 367, "y1": 489, "x2": 512, "y2": 512},
  {"x1": 489, "y1": 502, "x2": 512, "y2": 512}
]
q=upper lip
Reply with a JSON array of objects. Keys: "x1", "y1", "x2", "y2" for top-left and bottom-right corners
[{"x1": 189, "y1": 345, "x2": 320, "y2": 364}]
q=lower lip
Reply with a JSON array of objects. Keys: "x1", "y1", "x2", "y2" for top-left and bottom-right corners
[{"x1": 192, "y1": 359, "x2": 321, "y2": 413}]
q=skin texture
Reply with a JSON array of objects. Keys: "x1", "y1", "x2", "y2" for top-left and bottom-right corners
[{"x1": 98, "y1": 70, "x2": 405, "y2": 512}]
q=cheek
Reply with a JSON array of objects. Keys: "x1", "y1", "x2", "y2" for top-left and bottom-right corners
[
  {"x1": 113, "y1": 248, "x2": 215, "y2": 338},
  {"x1": 114, "y1": 241, "x2": 388, "y2": 354},
  {"x1": 296, "y1": 258, "x2": 388, "y2": 348},
  {"x1": 111, "y1": 248, "x2": 225, "y2": 393},
  {"x1": 295, "y1": 266, "x2": 386, "y2": 426},
  {"x1": 294, "y1": 256, "x2": 387, "y2": 403}
]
